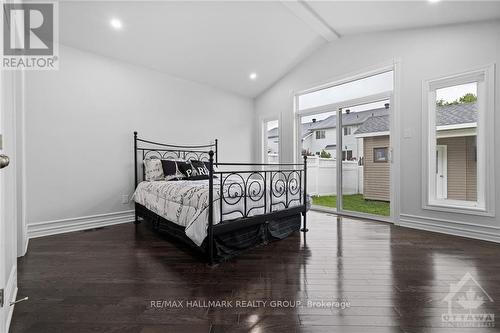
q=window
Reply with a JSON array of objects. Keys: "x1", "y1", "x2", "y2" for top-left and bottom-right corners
[
  {"x1": 298, "y1": 70, "x2": 394, "y2": 110},
  {"x1": 263, "y1": 119, "x2": 279, "y2": 164},
  {"x1": 373, "y1": 147, "x2": 389, "y2": 162},
  {"x1": 343, "y1": 126, "x2": 351, "y2": 136},
  {"x1": 315, "y1": 130, "x2": 325, "y2": 139},
  {"x1": 342, "y1": 150, "x2": 353, "y2": 161},
  {"x1": 424, "y1": 67, "x2": 494, "y2": 213}
]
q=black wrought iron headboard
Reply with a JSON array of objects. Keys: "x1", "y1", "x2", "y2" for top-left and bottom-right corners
[{"x1": 134, "y1": 131, "x2": 218, "y2": 187}]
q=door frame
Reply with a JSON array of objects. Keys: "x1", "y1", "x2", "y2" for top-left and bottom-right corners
[{"x1": 294, "y1": 61, "x2": 401, "y2": 224}]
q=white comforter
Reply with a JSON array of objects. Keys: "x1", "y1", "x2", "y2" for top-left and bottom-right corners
[{"x1": 133, "y1": 176, "x2": 301, "y2": 246}]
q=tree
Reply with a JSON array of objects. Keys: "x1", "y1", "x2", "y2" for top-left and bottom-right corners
[
  {"x1": 458, "y1": 93, "x2": 477, "y2": 104},
  {"x1": 436, "y1": 93, "x2": 477, "y2": 107},
  {"x1": 436, "y1": 99, "x2": 446, "y2": 107},
  {"x1": 320, "y1": 150, "x2": 331, "y2": 158}
]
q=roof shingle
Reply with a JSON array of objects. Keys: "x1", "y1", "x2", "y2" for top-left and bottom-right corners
[{"x1": 354, "y1": 102, "x2": 477, "y2": 135}]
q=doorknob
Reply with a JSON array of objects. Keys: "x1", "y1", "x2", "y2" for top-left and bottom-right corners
[{"x1": 0, "y1": 155, "x2": 10, "y2": 169}]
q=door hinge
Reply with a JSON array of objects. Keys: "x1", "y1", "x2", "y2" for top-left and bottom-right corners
[{"x1": 0, "y1": 288, "x2": 4, "y2": 307}]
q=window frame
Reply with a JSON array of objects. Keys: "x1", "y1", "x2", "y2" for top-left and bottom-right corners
[
  {"x1": 373, "y1": 147, "x2": 389, "y2": 163},
  {"x1": 421, "y1": 65, "x2": 495, "y2": 216},
  {"x1": 315, "y1": 130, "x2": 326, "y2": 139},
  {"x1": 342, "y1": 150, "x2": 353, "y2": 161}
]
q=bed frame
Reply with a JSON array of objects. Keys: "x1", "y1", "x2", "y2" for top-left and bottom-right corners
[{"x1": 133, "y1": 131, "x2": 308, "y2": 264}]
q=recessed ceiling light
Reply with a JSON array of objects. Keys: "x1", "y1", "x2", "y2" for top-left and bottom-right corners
[
  {"x1": 110, "y1": 18, "x2": 123, "y2": 30},
  {"x1": 249, "y1": 72, "x2": 258, "y2": 80},
  {"x1": 428, "y1": 0, "x2": 441, "y2": 3}
]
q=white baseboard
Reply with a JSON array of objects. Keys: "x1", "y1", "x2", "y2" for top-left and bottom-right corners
[
  {"x1": 4, "y1": 266, "x2": 17, "y2": 333},
  {"x1": 399, "y1": 214, "x2": 500, "y2": 243},
  {"x1": 22, "y1": 237, "x2": 29, "y2": 257},
  {"x1": 28, "y1": 210, "x2": 135, "y2": 239}
]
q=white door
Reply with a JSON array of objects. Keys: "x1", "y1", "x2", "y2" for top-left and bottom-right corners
[
  {"x1": 0, "y1": 85, "x2": 7, "y2": 333},
  {"x1": 436, "y1": 145, "x2": 448, "y2": 199},
  {"x1": 1, "y1": 70, "x2": 19, "y2": 333}
]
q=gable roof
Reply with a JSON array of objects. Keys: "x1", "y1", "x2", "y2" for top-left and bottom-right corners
[
  {"x1": 309, "y1": 106, "x2": 390, "y2": 131},
  {"x1": 268, "y1": 127, "x2": 279, "y2": 138},
  {"x1": 436, "y1": 102, "x2": 477, "y2": 126},
  {"x1": 268, "y1": 122, "x2": 316, "y2": 139},
  {"x1": 354, "y1": 115, "x2": 390, "y2": 135},
  {"x1": 355, "y1": 102, "x2": 478, "y2": 136}
]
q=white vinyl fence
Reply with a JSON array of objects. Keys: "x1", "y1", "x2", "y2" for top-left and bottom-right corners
[
  {"x1": 267, "y1": 153, "x2": 279, "y2": 164},
  {"x1": 306, "y1": 156, "x2": 363, "y2": 196},
  {"x1": 266, "y1": 154, "x2": 363, "y2": 196}
]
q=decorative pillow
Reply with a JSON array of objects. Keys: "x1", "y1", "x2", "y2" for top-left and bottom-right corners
[
  {"x1": 161, "y1": 159, "x2": 186, "y2": 181},
  {"x1": 177, "y1": 161, "x2": 197, "y2": 178},
  {"x1": 143, "y1": 158, "x2": 164, "y2": 181},
  {"x1": 177, "y1": 160, "x2": 210, "y2": 180},
  {"x1": 203, "y1": 161, "x2": 218, "y2": 174},
  {"x1": 191, "y1": 160, "x2": 211, "y2": 177}
]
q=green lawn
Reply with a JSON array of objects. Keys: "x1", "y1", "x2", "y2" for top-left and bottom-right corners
[{"x1": 312, "y1": 194, "x2": 390, "y2": 216}]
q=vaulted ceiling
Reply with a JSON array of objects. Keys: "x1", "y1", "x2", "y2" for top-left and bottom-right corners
[{"x1": 59, "y1": 1, "x2": 500, "y2": 98}]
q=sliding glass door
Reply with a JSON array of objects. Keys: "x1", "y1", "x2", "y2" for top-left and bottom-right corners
[
  {"x1": 300, "y1": 110, "x2": 337, "y2": 208},
  {"x1": 296, "y1": 69, "x2": 394, "y2": 221},
  {"x1": 339, "y1": 99, "x2": 392, "y2": 218}
]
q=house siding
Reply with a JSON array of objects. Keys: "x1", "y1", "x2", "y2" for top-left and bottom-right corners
[
  {"x1": 363, "y1": 135, "x2": 390, "y2": 201},
  {"x1": 437, "y1": 136, "x2": 477, "y2": 201}
]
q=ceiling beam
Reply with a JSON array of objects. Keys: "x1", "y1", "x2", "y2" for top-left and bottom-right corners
[{"x1": 281, "y1": 0, "x2": 340, "y2": 42}]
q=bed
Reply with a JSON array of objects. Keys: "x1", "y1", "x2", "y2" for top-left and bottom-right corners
[{"x1": 133, "y1": 131, "x2": 308, "y2": 264}]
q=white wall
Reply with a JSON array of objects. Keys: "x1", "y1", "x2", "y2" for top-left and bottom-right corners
[
  {"x1": 255, "y1": 20, "x2": 500, "y2": 242},
  {"x1": 25, "y1": 45, "x2": 254, "y2": 236}
]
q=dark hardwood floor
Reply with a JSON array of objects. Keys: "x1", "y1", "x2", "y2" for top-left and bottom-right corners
[{"x1": 10, "y1": 211, "x2": 500, "y2": 333}]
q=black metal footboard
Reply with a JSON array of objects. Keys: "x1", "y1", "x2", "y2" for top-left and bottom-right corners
[{"x1": 206, "y1": 153, "x2": 307, "y2": 264}]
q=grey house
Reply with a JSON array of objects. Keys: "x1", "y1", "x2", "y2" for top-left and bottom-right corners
[
  {"x1": 355, "y1": 103, "x2": 477, "y2": 201},
  {"x1": 300, "y1": 105, "x2": 390, "y2": 159}
]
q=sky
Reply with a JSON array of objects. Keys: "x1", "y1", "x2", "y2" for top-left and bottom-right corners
[
  {"x1": 266, "y1": 119, "x2": 279, "y2": 131},
  {"x1": 298, "y1": 71, "x2": 393, "y2": 111},
  {"x1": 436, "y1": 82, "x2": 476, "y2": 102},
  {"x1": 299, "y1": 73, "x2": 477, "y2": 124}
]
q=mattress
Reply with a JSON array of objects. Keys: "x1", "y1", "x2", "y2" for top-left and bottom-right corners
[{"x1": 133, "y1": 176, "x2": 301, "y2": 246}]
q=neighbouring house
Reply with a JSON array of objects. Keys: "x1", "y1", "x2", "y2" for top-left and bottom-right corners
[
  {"x1": 268, "y1": 121, "x2": 317, "y2": 156},
  {"x1": 300, "y1": 104, "x2": 390, "y2": 160},
  {"x1": 267, "y1": 104, "x2": 391, "y2": 160},
  {"x1": 355, "y1": 102, "x2": 477, "y2": 202}
]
